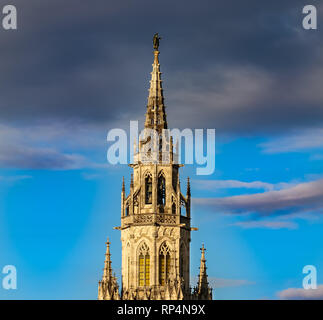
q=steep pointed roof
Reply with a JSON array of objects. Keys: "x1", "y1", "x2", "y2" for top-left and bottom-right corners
[{"x1": 144, "y1": 48, "x2": 168, "y2": 134}]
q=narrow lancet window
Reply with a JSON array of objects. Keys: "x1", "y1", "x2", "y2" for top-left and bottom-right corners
[
  {"x1": 138, "y1": 243, "x2": 150, "y2": 286},
  {"x1": 172, "y1": 203, "x2": 176, "y2": 214},
  {"x1": 145, "y1": 175, "x2": 152, "y2": 204},
  {"x1": 157, "y1": 175, "x2": 166, "y2": 206},
  {"x1": 159, "y1": 243, "x2": 171, "y2": 285}
]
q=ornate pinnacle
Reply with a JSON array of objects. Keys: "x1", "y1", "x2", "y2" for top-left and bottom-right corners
[
  {"x1": 200, "y1": 243, "x2": 206, "y2": 261},
  {"x1": 187, "y1": 177, "x2": 191, "y2": 197},
  {"x1": 122, "y1": 176, "x2": 125, "y2": 193}
]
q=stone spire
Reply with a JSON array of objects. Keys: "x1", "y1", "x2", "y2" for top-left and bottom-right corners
[
  {"x1": 144, "y1": 47, "x2": 168, "y2": 134},
  {"x1": 196, "y1": 244, "x2": 212, "y2": 300}
]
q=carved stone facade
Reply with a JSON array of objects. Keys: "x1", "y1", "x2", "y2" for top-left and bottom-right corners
[{"x1": 98, "y1": 41, "x2": 212, "y2": 300}]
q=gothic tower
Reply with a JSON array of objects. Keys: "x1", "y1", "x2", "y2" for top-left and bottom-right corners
[{"x1": 98, "y1": 35, "x2": 212, "y2": 300}]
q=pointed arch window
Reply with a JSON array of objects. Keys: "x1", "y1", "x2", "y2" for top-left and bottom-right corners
[
  {"x1": 159, "y1": 243, "x2": 171, "y2": 285},
  {"x1": 172, "y1": 202, "x2": 176, "y2": 214},
  {"x1": 157, "y1": 174, "x2": 166, "y2": 206},
  {"x1": 181, "y1": 198, "x2": 187, "y2": 216},
  {"x1": 138, "y1": 242, "x2": 150, "y2": 286},
  {"x1": 145, "y1": 174, "x2": 152, "y2": 204}
]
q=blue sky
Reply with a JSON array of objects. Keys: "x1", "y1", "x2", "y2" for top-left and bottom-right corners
[
  {"x1": 1, "y1": 0, "x2": 323, "y2": 300},
  {"x1": 1, "y1": 133, "x2": 323, "y2": 299}
]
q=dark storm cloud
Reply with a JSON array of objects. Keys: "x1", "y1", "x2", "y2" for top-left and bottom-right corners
[{"x1": 0, "y1": 0, "x2": 322, "y2": 134}]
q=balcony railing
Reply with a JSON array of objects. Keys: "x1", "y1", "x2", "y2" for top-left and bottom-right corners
[{"x1": 122, "y1": 213, "x2": 190, "y2": 227}]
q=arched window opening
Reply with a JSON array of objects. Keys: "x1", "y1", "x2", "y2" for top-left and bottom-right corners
[
  {"x1": 172, "y1": 203, "x2": 176, "y2": 214},
  {"x1": 126, "y1": 203, "x2": 129, "y2": 216},
  {"x1": 181, "y1": 199, "x2": 186, "y2": 216},
  {"x1": 145, "y1": 175, "x2": 152, "y2": 204},
  {"x1": 138, "y1": 243, "x2": 150, "y2": 286},
  {"x1": 157, "y1": 174, "x2": 166, "y2": 206},
  {"x1": 172, "y1": 174, "x2": 177, "y2": 191},
  {"x1": 159, "y1": 243, "x2": 171, "y2": 285}
]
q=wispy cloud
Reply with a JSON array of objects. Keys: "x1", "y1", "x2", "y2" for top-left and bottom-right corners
[
  {"x1": 277, "y1": 285, "x2": 323, "y2": 300},
  {"x1": 0, "y1": 145, "x2": 93, "y2": 170},
  {"x1": 232, "y1": 220, "x2": 298, "y2": 230},
  {"x1": 194, "y1": 178, "x2": 323, "y2": 217},
  {"x1": 0, "y1": 123, "x2": 106, "y2": 170},
  {"x1": 194, "y1": 179, "x2": 291, "y2": 192},
  {"x1": 260, "y1": 128, "x2": 323, "y2": 154}
]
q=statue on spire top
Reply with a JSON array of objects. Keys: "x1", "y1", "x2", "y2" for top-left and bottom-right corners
[{"x1": 153, "y1": 33, "x2": 161, "y2": 50}]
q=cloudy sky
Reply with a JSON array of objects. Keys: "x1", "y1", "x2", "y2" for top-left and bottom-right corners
[{"x1": 0, "y1": 0, "x2": 322, "y2": 299}]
